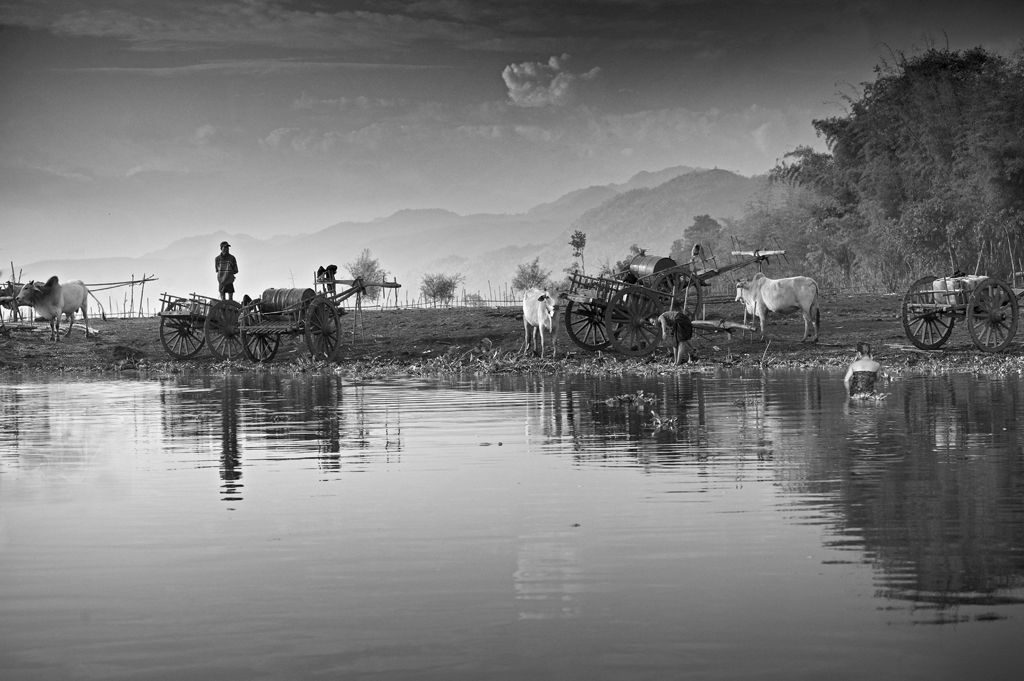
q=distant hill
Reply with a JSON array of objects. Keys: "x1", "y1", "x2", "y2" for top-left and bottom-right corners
[
  {"x1": 17, "y1": 166, "x2": 764, "y2": 308},
  {"x1": 564, "y1": 169, "x2": 765, "y2": 269}
]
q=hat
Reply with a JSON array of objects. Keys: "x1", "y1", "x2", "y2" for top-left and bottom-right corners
[{"x1": 220, "y1": 241, "x2": 231, "y2": 248}]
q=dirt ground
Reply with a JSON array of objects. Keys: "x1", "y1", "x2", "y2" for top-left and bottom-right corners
[{"x1": 2, "y1": 292, "x2": 1023, "y2": 376}]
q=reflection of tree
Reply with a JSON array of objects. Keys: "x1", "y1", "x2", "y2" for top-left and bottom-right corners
[
  {"x1": 798, "y1": 375, "x2": 1024, "y2": 613},
  {"x1": 536, "y1": 370, "x2": 1024, "y2": 614},
  {"x1": 847, "y1": 377, "x2": 1024, "y2": 611}
]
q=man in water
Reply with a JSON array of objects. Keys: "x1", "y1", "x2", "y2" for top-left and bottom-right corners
[
  {"x1": 215, "y1": 241, "x2": 238, "y2": 301},
  {"x1": 844, "y1": 341, "x2": 881, "y2": 396}
]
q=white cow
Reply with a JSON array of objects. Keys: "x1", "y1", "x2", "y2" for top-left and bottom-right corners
[
  {"x1": 16, "y1": 275, "x2": 105, "y2": 340},
  {"x1": 735, "y1": 272, "x2": 820, "y2": 342},
  {"x1": 521, "y1": 288, "x2": 558, "y2": 357}
]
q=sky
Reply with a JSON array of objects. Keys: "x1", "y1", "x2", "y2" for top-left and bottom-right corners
[{"x1": 1, "y1": 0, "x2": 1022, "y2": 265}]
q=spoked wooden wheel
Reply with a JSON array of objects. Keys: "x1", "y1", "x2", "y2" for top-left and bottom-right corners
[
  {"x1": 604, "y1": 285, "x2": 662, "y2": 357},
  {"x1": 967, "y1": 278, "x2": 1018, "y2": 352},
  {"x1": 305, "y1": 298, "x2": 341, "y2": 359},
  {"x1": 159, "y1": 302, "x2": 205, "y2": 359},
  {"x1": 563, "y1": 300, "x2": 609, "y2": 351},
  {"x1": 650, "y1": 272, "x2": 703, "y2": 319},
  {"x1": 239, "y1": 307, "x2": 280, "y2": 360},
  {"x1": 901, "y1": 276, "x2": 954, "y2": 350},
  {"x1": 205, "y1": 300, "x2": 244, "y2": 360}
]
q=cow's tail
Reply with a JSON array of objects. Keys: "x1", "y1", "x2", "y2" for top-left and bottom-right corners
[{"x1": 88, "y1": 290, "x2": 108, "y2": 321}]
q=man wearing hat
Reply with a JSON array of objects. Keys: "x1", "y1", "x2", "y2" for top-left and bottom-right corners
[{"x1": 215, "y1": 240, "x2": 239, "y2": 301}]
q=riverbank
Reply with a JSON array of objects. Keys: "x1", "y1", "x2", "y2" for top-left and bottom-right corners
[{"x1": 2, "y1": 293, "x2": 1023, "y2": 377}]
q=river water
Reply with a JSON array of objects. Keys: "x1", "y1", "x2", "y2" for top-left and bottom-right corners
[{"x1": 1, "y1": 369, "x2": 1023, "y2": 680}]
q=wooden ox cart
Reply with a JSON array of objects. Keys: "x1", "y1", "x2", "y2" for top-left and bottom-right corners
[
  {"x1": 562, "y1": 247, "x2": 784, "y2": 357},
  {"x1": 158, "y1": 293, "x2": 243, "y2": 360},
  {"x1": 238, "y1": 276, "x2": 400, "y2": 362},
  {"x1": 901, "y1": 272, "x2": 1024, "y2": 352}
]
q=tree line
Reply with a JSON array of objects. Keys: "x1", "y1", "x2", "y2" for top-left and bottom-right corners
[
  {"x1": 581, "y1": 45, "x2": 1024, "y2": 294},
  {"x1": 359, "y1": 45, "x2": 1024, "y2": 300},
  {"x1": 749, "y1": 45, "x2": 1022, "y2": 292}
]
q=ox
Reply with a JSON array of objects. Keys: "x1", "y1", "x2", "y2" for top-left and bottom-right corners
[
  {"x1": 521, "y1": 288, "x2": 559, "y2": 357},
  {"x1": 735, "y1": 272, "x2": 820, "y2": 342},
  {"x1": 16, "y1": 276, "x2": 105, "y2": 340}
]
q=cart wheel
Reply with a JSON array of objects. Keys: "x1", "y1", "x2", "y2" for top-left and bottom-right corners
[
  {"x1": 205, "y1": 300, "x2": 244, "y2": 360},
  {"x1": 305, "y1": 298, "x2": 341, "y2": 359},
  {"x1": 650, "y1": 272, "x2": 703, "y2": 319},
  {"x1": 563, "y1": 300, "x2": 609, "y2": 351},
  {"x1": 901, "y1": 276, "x2": 954, "y2": 350},
  {"x1": 604, "y1": 286, "x2": 662, "y2": 357},
  {"x1": 159, "y1": 302, "x2": 205, "y2": 359},
  {"x1": 966, "y1": 277, "x2": 1018, "y2": 352}
]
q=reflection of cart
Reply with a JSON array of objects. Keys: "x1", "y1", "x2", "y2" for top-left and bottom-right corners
[
  {"x1": 901, "y1": 273, "x2": 1023, "y2": 352},
  {"x1": 158, "y1": 293, "x2": 243, "y2": 360},
  {"x1": 238, "y1": 277, "x2": 400, "y2": 362},
  {"x1": 563, "y1": 248, "x2": 783, "y2": 357}
]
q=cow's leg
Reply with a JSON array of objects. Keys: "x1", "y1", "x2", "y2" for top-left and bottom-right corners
[
  {"x1": 522, "y1": 320, "x2": 530, "y2": 354},
  {"x1": 81, "y1": 306, "x2": 90, "y2": 338},
  {"x1": 64, "y1": 312, "x2": 75, "y2": 338}
]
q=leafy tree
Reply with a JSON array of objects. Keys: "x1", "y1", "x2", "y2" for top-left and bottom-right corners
[
  {"x1": 750, "y1": 46, "x2": 1024, "y2": 291},
  {"x1": 512, "y1": 257, "x2": 552, "y2": 292},
  {"x1": 419, "y1": 272, "x2": 464, "y2": 306},
  {"x1": 669, "y1": 214, "x2": 724, "y2": 263},
  {"x1": 569, "y1": 230, "x2": 587, "y2": 273},
  {"x1": 345, "y1": 248, "x2": 387, "y2": 301},
  {"x1": 598, "y1": 244, "x2": 646, "y2": 280},
  {"x1": 809, "y1": 46, "x2": 1024, "y2": 277}
]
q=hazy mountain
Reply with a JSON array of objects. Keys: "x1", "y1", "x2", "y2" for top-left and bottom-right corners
[
  {"x1": 564, "y1": 169, "x2": 766, "y2": 269},
  {"x1": 15, "y1": 166, "x2": 761, "y2": 308}
]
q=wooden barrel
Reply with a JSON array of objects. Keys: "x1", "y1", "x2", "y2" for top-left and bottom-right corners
[
  {"x1": 629, "y1": 255, "x2": 677, "y2": 279},
  {"x1": 261, "y1": 287, "x2": 315, "y2": 317}
]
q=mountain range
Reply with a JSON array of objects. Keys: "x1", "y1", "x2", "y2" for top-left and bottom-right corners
[{"x1": 20, "y1": 166, "x2": 766, "y2": 311}]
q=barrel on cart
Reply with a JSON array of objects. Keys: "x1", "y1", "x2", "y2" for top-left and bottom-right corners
[
  {"x1": 238, "y1": 287, "x2": 339, "y2": 362},
  {"x1": 158, "y1": 293, "x2": 243, "y2": 360}
]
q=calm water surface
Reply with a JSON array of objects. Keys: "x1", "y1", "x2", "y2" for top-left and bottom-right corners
[{"x1": 2, "y1": 369, "x2": 1023, "y2": 680}]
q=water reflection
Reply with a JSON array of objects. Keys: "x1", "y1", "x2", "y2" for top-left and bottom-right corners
[{"x1": 2, "y1": 369, "x2": 1024, "y2": 678}]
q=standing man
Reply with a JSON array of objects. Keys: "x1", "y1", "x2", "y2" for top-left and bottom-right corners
[{"x1": 215, "y1": 240, "x2": 238, "y2": 301}]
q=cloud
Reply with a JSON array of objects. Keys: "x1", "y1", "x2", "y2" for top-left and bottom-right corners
[{"x1": 502, "y1": 54, "x2": 600, "y2": 107}]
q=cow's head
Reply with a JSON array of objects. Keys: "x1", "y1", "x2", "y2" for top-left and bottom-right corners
[
  {"x1": 735, "y1": 278, "x2": 757, "y2": 314},
  {"x1": 15, "y1": 280, "x2": 39, "y2": 305},
  {"x1": 536, "y1": 291, "x2": 556, "y2": 318},
  {"x1": 16, "y1": 277, "x2": 57, "y2": 306}
]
